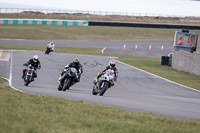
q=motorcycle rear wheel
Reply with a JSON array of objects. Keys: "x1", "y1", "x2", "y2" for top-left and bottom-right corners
[
  {"x1": 92, "y1": 86, "x2": 98, "y2": 95},
  {"x1": 57, "y1": 85, "x2": 62, "y2": 91}
]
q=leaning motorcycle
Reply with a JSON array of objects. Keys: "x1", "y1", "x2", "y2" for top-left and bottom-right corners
[
  {"x1": 45, "y1": 47, "x2": 53, "y2": 54},
  {"x1": 92, "y1": 69, "x2": 115, "y2": 96},
  {"x1": 58, "y1": 67, "x2": 78, "y2": 91},
  {"x1": 23, "y1": 64, "x2": 35, "y2": 86}
]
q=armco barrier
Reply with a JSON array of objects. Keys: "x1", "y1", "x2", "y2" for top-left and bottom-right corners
[
  {"x1": 89, "y1": 21, "x2": 200, "y2": 30},
  {"x1": 0, "y1": 19, "x2": 89, "y2": 26}
]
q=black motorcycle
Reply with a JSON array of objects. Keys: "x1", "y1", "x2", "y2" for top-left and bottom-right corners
[{"x1": 58, "y1": 67, "x2": 78, "y2": 91}]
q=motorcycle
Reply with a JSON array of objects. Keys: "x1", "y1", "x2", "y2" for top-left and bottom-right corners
[
  {"x1": 58, "y1": 67, "x2": 78, "y2": 91},
  {"x1": 92, "y1": 69, "x2": 115, "y2": 96},
  {"x1": 45, "y1": 46, "x2": 54, "y2": 54},
  {"x1": 23, "y1": 64, "x2": 35, "y2": 86}
]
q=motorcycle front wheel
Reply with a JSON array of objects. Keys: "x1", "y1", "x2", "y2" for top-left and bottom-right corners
[
  {"x1": 99, "y1": 82, "x2": 109, "y2": 96},
  {"x1": 63, "y1": 79, "x2": 71, "y2": 91},
  {"x1": 24, "y1": 75, "x2": 31, "y2": 86}
]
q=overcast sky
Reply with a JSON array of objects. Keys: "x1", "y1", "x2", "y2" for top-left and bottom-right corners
[{"x1": 0, "y1": 0, "x2": 200, "y2": 17}]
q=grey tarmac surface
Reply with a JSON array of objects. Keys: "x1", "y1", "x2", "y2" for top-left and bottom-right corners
[{"x1": 1, "y1": 50, "x2": 200, "y2": 119}]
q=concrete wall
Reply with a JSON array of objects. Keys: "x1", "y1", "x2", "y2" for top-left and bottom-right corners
[{"x1": 172, "y1": 51, "x2": 200, "y2": 76}]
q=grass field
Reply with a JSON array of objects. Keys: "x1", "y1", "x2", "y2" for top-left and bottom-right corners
[
  {"x1": 1, "y1": 25, "x2": 200, "y2": 40},
  {"x1": 1, "y1": 78, "x2": 200, "y2": 133}
]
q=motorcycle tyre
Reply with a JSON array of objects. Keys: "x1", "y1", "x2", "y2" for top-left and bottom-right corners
[
  {"x1": 25, "y1": 75, "x2": 31, "y2": 86},
  {"x1": 99, "y1": 82, "x2": 109, "y2": 96},
  {"x1": 63, "y1": 79, "x2": 71, "y2": 91},
  {"x1": 45, "y1": 50, "x2": 49, "y2": 54},
  {"x1": 92, "y1": 86, "x2": 98, "y2": 95},
  {"x1": 57, "y1": 85, "x2": 62, "y2": 91},
  {"x1": 45, "y1": 49, "x2": 50, "y2": 54}
]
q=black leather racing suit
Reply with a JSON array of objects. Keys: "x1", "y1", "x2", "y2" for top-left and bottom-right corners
[{"x1": 22, "y1": 59, "x2": 41, "y2": 79}]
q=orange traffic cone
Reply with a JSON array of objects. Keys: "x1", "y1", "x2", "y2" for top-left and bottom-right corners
[
  {"x1": 161, "y1": 45, "x2": 164, "y2": 51},
  {"x1": 135, "y1": 45, "x2": 138, "y2": 50},
  {"x1": 149, "y1": 45, "x2": 152, "y2": 51},
  {"x1": 123, "y1": 44, "x2": 126, "y2": 50}
]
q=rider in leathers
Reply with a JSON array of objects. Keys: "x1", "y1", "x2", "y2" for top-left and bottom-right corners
[
  {"x1": 59, "y1": 58, "x2": 83, "y2": 86},
  {"x1": 94, "y1": 60, "x2": 118, "y2": 86},
  {"x1": 22, "y1": 55, "x2": 41, "y2": 81},
  {"x1": 45, "y1": 42, "x2": 55, "y2": 54}
]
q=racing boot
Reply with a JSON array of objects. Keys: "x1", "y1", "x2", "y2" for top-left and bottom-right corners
[
  {"x1": 93, "y1": 78, "x2": 98, "y2": 85},
  {"x1": 111, "y1": 81, "x2": 114, "y2": 87},
  {"x1": 22, "y1": 70, "x2": 26, "y2": 79},
  {"x1": 21, "y1": 73, "x2": 24, "y2": 79}
]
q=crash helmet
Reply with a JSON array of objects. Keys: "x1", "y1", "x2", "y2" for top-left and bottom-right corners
[
  {"x1": 33, "y1": 55, "x2": 39, "y2": 62},
  {"x1": 73, "y1": 58, "x2": 79, "y2": 65},
  {"x1": 109, "y1": 60, "x2": 116, "y2": 68}
]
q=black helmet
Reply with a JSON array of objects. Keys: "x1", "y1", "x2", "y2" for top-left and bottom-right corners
[
  {"x1": 73, "y1": 58, "x2": 79, "y2": 65},
  {"x1": 109, "y1": 60, "x2": 116, "y2": 68}
]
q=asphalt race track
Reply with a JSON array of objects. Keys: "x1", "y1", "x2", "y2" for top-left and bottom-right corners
[{"x1": 1, "y1": 50, "x2": 200, "y2": 119}]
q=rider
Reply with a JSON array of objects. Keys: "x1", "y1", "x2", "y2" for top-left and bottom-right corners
[
  {"x1": 59, "y1": 58, "x2": 83, "y2": 85},
  {"x1": 22, "y1": 55, "x2": 41, "y2": 81},
  {"x1": 46, "y1": 42, "x2": 55, "y2": 54},
  {"x1": 94, "y1": 60, "x2": 118, "y2": 86}
]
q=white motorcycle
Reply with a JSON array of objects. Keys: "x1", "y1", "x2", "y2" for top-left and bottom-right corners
[
  {"x1": 45, "y1": 45, "x2": 54, "y2": 54},
  {"x1": 92, "y1": 69, "x2": 115, "y2": 96}
]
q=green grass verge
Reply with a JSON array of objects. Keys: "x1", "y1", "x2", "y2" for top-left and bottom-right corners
[
  {"x1": 118, "y1": 59, "x2": 200, "y2": 90},
  {"x1": 1, "y1": 25, "x2": 200, "y2": 40},
  {"x1": 1, "y1": 44, "x2": 200, "y2": 90},
  {"x1": 0, "y1": 78, "x2": 200, "y2": 133},
  {"x1": 0, "y1": 44, "x2": 102, "y2": 55}
]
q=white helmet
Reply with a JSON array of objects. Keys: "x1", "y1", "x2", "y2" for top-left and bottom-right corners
[
  {"x1": 51, "y1": 42, "x2": 54, "y2": 45},
  {"x1": 33, "y1": 55, "x2": 39, "y2": 62},
  {"x1": 109, "y1": 60, "x2": 116, "y2": 68}
]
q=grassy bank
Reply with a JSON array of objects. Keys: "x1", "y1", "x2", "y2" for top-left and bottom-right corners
[
  {"x1": 0, "y1": 44, "x2": 102, "y2": 55},
  {"x1": 0, "y1": 78, "x2": 200, "y2": 133},
  {"x1": 118, "y1": 58, "x2": 200, "y2": 90},
  {"x1": 1, "y1": 44, "x2": 200, "y2": 90},
  {"x1": 1, "y1": 25, "x2": 200, "y2": 40}
]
